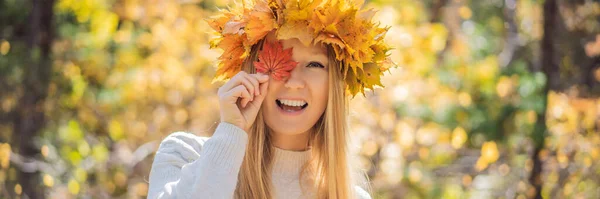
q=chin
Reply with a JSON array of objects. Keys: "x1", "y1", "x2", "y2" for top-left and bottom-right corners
[{"x1": 265, "y1": 120, "x2": 313, "y2": 136}]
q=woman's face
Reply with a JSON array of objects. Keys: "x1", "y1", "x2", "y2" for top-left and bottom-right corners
[{"x1": 262, "y1": 38, "x2": 329, "y2": 136}]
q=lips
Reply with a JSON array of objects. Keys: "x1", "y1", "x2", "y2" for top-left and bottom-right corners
[{"x1": 276, "y1": 99, "x2": 308, "y2": 112}]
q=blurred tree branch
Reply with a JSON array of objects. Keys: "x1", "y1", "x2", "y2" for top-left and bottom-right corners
[
  {"x1": 9, "y1": 151, "x2": 54, "y2": 174},
  {"x1": 499, "y1": 0, "x2": 519, "y2": 68},
  {"x1": 431, "y1": 0, "x2": 450, "y2": 68}
]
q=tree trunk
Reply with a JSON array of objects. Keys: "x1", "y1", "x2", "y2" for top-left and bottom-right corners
[
  {"x1": 430, "y1": 0, "x2": 449, "y2": 23},
  {"x1": 11, "y1": 0, "x2": 55, "y2": 198},
  {"x1": 528, "y1": 0, "x2": 559, "y2": 199}
]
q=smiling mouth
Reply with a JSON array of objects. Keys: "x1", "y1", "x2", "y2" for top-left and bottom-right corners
[{"x1": 276, "y1": 99, "x2": 308, "y2": 112}]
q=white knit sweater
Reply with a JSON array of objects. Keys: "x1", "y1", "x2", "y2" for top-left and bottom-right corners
[{"x1": 147, "y1": 122, "x2": 371, "y2": 199}]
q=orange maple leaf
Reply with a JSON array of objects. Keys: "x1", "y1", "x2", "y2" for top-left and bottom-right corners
[
  {"x1": 254, "y1": 41, "x2": 298, "y2": 80},
  {"x1": 245, "y1": 0, "x2": 277, "y2": 45}
]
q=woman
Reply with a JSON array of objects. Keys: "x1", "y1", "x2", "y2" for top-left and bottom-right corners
[{"x1": 147, "y1": 0, "x2": 392, "y2": 198}]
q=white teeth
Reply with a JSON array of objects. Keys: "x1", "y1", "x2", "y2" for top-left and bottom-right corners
[{"x1": 279, "y1": 99, "x2": 307, "y2": 107}]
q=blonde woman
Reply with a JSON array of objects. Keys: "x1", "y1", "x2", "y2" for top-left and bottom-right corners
[{"x1": 147, "y1": 0, "x2": 393, "y2": 198}]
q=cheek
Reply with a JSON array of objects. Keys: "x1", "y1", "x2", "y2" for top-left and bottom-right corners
[
  {"x1": 262, "y1": 80, "x2": 283, "y2": 105},
  {"x1": 308, "y1": 73, "x2": 329, "y2": 111}
]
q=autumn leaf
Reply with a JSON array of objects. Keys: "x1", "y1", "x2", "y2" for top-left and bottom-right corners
[
  {"x1": 284, "y1": 0, "x2": 320, "y2": 21},
  {"x1": 361, "y1": 63, "x2": 384, "y2": 90},
  {"x1": 245, "y1": 0, "x2": 277, "y2": 45},
  {"x1": 209, "y1": 0, "x2": 393, "y2": 96},
  {"x1": 254, "y1": 40, "x2": 298, "y2": 80},
  {"x1": 206, "y1": 12, "x2": 236, "y2": 32},
  {"x1": 223, "y1": 21, "x2": 247, "y2": 35},
  {"x1": 314, "y1": 32, "x2": 345, "y2": 49},
  {"x1": 212, "y1": 33, "x2": 248, "y2": 82},
  {"x1": 345, "y1": 69, "x2": 362, "y2": 96},
  {"x1": 277, "y1": 21, "x2": 313, "y2": 46}
]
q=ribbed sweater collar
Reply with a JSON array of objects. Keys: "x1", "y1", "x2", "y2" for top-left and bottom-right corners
[{"x1": 271, "y1": 146, "x2": 312, "y2": 176}]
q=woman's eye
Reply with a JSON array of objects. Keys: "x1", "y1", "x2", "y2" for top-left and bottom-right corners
[{"x1": 307, "y1": 62, "x2": 325, "y2": 68}]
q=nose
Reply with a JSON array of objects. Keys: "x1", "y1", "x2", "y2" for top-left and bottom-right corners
[{"x1": 284, "y1": 65, "x2": 305, "y2": 89}]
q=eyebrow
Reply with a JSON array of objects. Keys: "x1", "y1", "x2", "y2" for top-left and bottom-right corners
[{"x1": 310, "y1": 54, "x2": 328, "y2": 64}]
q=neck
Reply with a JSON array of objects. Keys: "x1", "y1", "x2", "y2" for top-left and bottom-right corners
[{"x1": 271, "y1": 130, "x2": 311, "y2": 151}]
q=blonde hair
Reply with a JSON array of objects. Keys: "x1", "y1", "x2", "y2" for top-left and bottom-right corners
[{"x1": 234, "y1": 39, "x2": 369, "y2": 199}]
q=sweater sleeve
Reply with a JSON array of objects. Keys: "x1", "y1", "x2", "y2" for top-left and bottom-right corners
[
  {"x1": 354, "y1": 186, "x2": 372, "y2": 199},
  {"x1": 147, "y1": 122, "x2": 248, "y2": 199}
]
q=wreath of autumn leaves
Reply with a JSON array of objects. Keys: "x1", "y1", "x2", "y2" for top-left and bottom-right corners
[{"x1": 207, "y1": 0, "x2": 393, "y2": 96}]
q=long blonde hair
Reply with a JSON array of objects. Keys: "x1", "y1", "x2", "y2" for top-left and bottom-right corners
[{"x1": 234, "y1": 39, "x2": 368, "y2": 199}]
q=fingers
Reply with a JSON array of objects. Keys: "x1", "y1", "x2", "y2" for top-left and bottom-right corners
[
  {"x1": 255, "y1": 78, "x2": 269, "y2": 101},
  {"x1": 240, "y1": 74, "x2": 269, "y2": 107},
  {"x1": 226, "y1": 85, "x2": 251, "y2": 107},
  {"x1": 244, "y1": 73, "x2": 268, "y2": 96},
  {"x1": 250, "y1": 73, "x2": 270, "y2": 84},
  {"x1": 219, "y1": 71, "x2": 250, "y2": 95},
  {"x1": 244, "y1": 75, "x2": 260, "y2": 96},
  {"x1": 219, "y1": 71, "x2": 268, "y2": 99},
  {"x1": 238, "y1": 77, "x2": 255, "y2": 101},
  {"x1": 218, "y1": 71, "x2": 270, "y2": 109},
  {"x1": 245, "y1": 76, "x2": 269, "y2": 110},
  {"x1": 217, "y1": 71, "x2": 270, "y2": 131}
]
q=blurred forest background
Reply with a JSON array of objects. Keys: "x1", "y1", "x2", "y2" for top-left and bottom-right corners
[{"x1": 0, "y1": 0, "x2": 599, "y2": 198}]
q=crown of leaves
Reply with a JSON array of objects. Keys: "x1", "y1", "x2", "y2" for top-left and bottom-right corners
[{"x1": 207, "y1": 0, "x2": 393, "y2": 96}]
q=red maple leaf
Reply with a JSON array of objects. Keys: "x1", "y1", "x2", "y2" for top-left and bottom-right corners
[{"x1": 254, "y1": 40, "x2": 298, "y2": 80}]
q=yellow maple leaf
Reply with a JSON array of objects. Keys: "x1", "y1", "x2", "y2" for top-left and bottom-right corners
[
  {"x1": 277, "y1": 20, "x2": 313, "y2": 46},
  {"x1": 284, "y1": 0, "x2": 318, "y2": 21},
  {"x1": 332, "y1": 44, "x2": 346, "y2": 60},
  {"x1": 314, "y1": 32, "x2": 345, "y2": 49},
  {"x1": 361, "y1": 63, "x2": 384, "y2": 89},
  {"x1": 345, "y1": 68, "x2": 362, "y2": 96},
  {"x1": 310, "y1": 2, "x2": 355, "y2": 49},
  {"x1": 371, "y1": 43, "x2": 390, "y2": 63}
]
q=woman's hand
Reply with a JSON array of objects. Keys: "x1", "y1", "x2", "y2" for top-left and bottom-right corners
[{"x1": 218, "y1": 71, "x2": 270, "y2": 132}]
